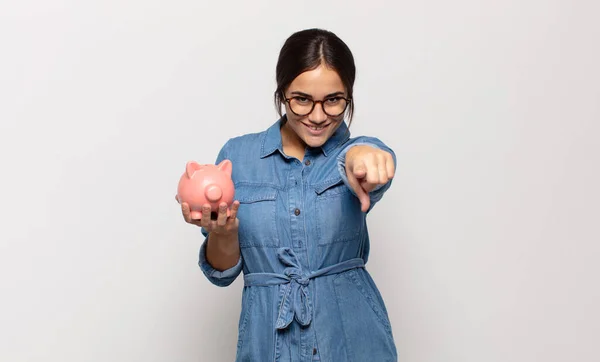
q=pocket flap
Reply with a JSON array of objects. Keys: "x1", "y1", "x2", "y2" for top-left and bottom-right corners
[
  {"x1": 235, "y1": 185, "x2": 277, "y2": 203},
  {"x1": 314, "y1": 177, "x2": 346, "y2": 195}
]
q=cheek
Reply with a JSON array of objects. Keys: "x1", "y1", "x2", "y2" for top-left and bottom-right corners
[
  {"x1": 284, "y1": 103, "x2": 295, "y2": 117},
  {"x1": 290, "y1": 119, "x2": 306, "y2": 135},
  {"x1": 285, "y1": 112, "x2": 305, "y2": 127}
]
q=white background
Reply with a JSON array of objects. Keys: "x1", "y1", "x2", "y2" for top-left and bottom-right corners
[{"x1": 1, "y1": 1, "x2": 599, "y2": 361}]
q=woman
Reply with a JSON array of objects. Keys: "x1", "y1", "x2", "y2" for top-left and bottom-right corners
[{"x1": 180, "y1": 28, "x2": 398, "y2": 362}]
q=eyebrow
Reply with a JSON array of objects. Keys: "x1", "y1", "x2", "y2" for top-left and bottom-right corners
[{"x1": 290, "y1": 91, "x2": 345, "y2": 99}]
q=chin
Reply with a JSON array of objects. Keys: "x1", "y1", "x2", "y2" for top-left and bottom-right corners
[
  {"x1": 304, "y1": 140, "x2": 325, "y2": 148},
  {"x1": 302, "y1": 134, "x2": 329, "y2": 148}
]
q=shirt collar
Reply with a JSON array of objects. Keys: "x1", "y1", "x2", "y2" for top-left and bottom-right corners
[{"x1": 260, "y1": 115, "x2": 350, "y2": 159}]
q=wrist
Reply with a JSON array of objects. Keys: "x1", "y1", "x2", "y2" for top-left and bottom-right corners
[{"x1": 208, "y1": 231, "x2": 239, "y2": 255}]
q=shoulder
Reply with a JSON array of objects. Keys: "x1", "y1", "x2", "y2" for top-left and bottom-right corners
[
  {"x1": 228, "y1": 131, "x2": 265, "y2": 147},
  {"x1": 219, "y1": 130, "x2": 267, "y2": 158}
]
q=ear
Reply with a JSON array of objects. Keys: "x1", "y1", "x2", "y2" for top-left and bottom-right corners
[
  {"x1": 185, "y1": 161, "x2": 201, "y2": 178},
  {"x1": 217, "y1": 159, "x2": 232, "y2": 176}
]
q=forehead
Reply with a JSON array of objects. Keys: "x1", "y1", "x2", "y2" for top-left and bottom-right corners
[{"x1": 287, "y1": 64, "x2": 345, "y2": 96}]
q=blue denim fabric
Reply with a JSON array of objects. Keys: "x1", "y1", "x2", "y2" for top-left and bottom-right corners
[{"x1": 199, "y1": 117, "x2": 398, "y2": 362}]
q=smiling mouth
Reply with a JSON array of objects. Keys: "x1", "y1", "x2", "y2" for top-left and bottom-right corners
[{"x1": 303, "y1": 123, "x2": 330, "y2": 131}]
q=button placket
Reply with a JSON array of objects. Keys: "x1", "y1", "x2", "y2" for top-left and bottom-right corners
[{"x1": 289, "y1": 161, "x2": 304, "y2": 249}]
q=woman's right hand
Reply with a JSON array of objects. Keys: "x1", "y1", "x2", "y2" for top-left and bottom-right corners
[{"x1": 181, "y1": 201, "x2": 240, "y2": 236}]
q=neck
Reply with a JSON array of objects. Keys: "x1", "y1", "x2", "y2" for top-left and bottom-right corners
[{"x1": 280, "y1": 121, "x2": 306, "y2": 161}]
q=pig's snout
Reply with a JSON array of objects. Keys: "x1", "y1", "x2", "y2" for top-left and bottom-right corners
[{"x1": 204, "y1": 184, "x2": 222, "y2": 203}]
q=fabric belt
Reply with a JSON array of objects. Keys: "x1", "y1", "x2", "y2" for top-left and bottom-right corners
[{"x1": 243, "y1": 247, "x2": 365, "y2": 330}]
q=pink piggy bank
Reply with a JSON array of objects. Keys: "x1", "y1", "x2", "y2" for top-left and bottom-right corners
[{"x1": 176, "y1": 159, "x2": 235, "y2": 218}]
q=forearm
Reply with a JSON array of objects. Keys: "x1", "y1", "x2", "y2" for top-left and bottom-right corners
[{"x1": 205, "y1": 231, "x2": 240, "y2": 271}]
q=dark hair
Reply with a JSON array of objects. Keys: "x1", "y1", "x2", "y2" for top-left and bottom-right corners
[{"x1": 274, "y1": 28, "x2": 356, "y2": 125}]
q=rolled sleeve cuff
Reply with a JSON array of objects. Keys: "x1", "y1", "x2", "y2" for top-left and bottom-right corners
[{"x1": 198, "y1": 238, "x2": 243, "y2": 287}]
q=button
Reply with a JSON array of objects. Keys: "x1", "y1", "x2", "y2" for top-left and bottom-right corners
[
  {"x1": 304, "y1": 159, "x2": 311, "y2": 166},
  {"x1": 313, "y1": 348, "x2": 317, "y2": 355},
  {"x1": 294, "y1": 208, "x2": 301, "y2": 216}
]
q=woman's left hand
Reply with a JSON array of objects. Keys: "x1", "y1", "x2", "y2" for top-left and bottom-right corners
[{"x1": 345, "y1": 145, "x2": 395, "y2": 212}]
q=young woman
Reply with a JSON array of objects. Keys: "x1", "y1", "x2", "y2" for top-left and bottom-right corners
[{"x1": 180, "y1": 28, "x2": 398, "y2": 362}]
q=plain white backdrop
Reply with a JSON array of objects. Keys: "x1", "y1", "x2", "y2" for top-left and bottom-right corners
[{"x1": 1, "y1": 1, "x2": 599, "y2": 361}]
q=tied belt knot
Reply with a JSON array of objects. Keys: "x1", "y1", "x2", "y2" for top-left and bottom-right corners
[{"x1": 243, "y1": 247, "x2": 365, "y2": 330}]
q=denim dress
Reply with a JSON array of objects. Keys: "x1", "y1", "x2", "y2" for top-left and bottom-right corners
[{"x1": 199, "y1": 117, "x2": 398, "y2": 362}]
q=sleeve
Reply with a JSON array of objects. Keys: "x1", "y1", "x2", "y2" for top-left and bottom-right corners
[
  {"x1": 197, "y1": 139, "x2": 243, "y2": 287},
  {"x1": 336, "y1": 136, "x2": 397, "y2": 213}
]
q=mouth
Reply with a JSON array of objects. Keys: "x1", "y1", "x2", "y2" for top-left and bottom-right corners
[{"x1": 302, "y1": 122, "x2": 330, "y2": 135}]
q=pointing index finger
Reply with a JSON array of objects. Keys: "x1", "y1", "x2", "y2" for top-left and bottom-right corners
[{"x1": 346, "y1": 165, "x2": 370, "y2": 212}]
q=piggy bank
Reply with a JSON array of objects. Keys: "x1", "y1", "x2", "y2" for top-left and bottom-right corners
[{"x1": 176, "y1": 159, "x2": 235, "y2": 218}]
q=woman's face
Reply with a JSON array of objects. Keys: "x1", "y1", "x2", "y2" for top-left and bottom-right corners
[{"x1": 283, "y1": 64, "x2": 347, "y2": 148}]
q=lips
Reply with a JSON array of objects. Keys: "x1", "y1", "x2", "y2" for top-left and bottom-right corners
[{"x1": 302, "y1": 122, "x2": 330, "y2": 135}]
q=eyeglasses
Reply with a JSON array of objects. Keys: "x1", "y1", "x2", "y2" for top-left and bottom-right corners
[{"x1": 285, "y1": 96, "x2": 351, "y2": 117}]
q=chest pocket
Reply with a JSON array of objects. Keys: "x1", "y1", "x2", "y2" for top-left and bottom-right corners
[
  {"x1": 314, "y1": 177, "x2": 363, "y2": 245},
  {"x1": 235, "y1": 185, "x2": 279, "y2": 248}
]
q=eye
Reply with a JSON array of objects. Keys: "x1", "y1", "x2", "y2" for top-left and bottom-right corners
[
  {"x1": 294, "y1": 97, "x2": 311, "y2": 104},
  {"x1": 326, "y1": 97, "x2": 342, "y2": 104}
]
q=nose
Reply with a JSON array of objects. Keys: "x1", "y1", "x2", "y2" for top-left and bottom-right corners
[
  {"x1": 308, "y1": 101, "x2": 327, "y2": 124},
  {"x1": 205, "y1": 184, "x2": 222, "y2": 203}
]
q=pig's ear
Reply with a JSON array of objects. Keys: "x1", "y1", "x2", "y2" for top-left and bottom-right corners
[
  {"x1": 217, "y1": 159, "x2": 232, "y2": 176},
  {"x1": 186, "y1": 161, "x2": 201, "y2": 178}
]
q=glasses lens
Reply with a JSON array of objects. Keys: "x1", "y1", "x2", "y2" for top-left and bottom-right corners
[
  {"x1": 289, "y1": 98, "x2": 313, "y2": 116},
  {"x1": 323, "y1": 98, "x2": 347, "y2": 116}
]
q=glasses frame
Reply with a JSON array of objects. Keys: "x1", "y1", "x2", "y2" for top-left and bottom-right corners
[{"x1": 284, "y1": 95, "x2": 352, "y2": 117}]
